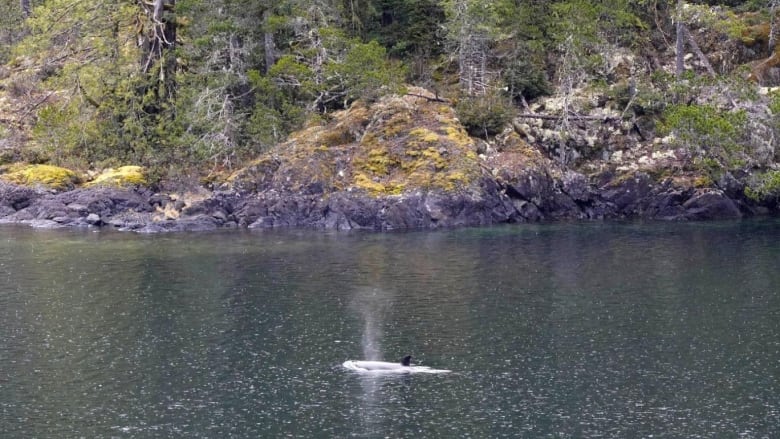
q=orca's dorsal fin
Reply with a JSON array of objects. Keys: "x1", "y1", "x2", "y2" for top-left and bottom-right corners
[{"x1": 401, "y1": 355, "x2": 412, "y2": 366}]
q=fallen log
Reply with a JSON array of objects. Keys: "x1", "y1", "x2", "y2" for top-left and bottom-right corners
[{"x1": 516, "y1": 113, "x2": 618, "y2": 122}]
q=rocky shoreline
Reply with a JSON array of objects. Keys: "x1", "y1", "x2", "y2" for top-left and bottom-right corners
[
  {"x1": 0, "y1": 168, "x2": 765, "y2": 233},
  {"x1": 2, "y1": 86, "x2": 777, "y2": 233}
]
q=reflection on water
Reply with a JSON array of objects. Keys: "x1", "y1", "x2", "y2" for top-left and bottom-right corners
[{"x1": 1, "y1": 221, "x2": 780, "y2": 437}]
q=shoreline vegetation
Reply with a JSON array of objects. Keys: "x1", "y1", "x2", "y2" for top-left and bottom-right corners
[{"x1": 1, "y1": 1, "x2": 780, "y2": 231}]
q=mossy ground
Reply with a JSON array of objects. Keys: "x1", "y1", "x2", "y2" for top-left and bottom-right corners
[{"x1": 0, "y1": 164, "x2": 81, "y2": 191}]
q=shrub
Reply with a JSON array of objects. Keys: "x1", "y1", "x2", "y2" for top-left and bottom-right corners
[
  {"x1": 455, "y1": 93, "x2": 514, "y2": 139},
  {"x1": 503, "y1": 59, "x2": 552, "y2": 102},
  {"x1": 744, "y1": 170, "x2": 780, "y2": 203},
  {"x1": 659, "y1": 103, "x2": 748, "y2": 171}
]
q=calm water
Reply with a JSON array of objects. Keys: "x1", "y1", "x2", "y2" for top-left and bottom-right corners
[{"x1": 1, "y1": 220, "x2": 779, "y2": 438}]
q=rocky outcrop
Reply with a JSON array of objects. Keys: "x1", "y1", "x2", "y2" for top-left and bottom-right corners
[
  {"x1": 0, "y1": 166, "x2": 759, "y2": 232},
  {"x1": 0, "y1": 88, "x2": 773, "y2": 232}
]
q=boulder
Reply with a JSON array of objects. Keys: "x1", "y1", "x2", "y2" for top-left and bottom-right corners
[
  {"x1": 682, "y1": 190, "x2": 743, "y2": 220},
  {"x1": 1, "y1": 164, "x2": 81, "y2": 192}
]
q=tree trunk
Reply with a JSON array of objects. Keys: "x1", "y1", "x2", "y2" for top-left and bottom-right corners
[
  {"x1": 139, "y1": 0, "x2": 177, "y2": 105},
  {"x1": 20, "y1": 0, "x2": 31, "y2": 17},
  {"x1": 452, "y1": 0, "x2": 487, "y2": 96},
  {"x1": 263, "y1": 9, "x2": 276, "y2": 73},
  {"x1": 770, "y1": 0, "x2": 778, "y2": 55},
  {"x1": 684, "y1": 26, "x2": 716, "y2": 77},
  {"x1": 675, "y1": 0, "x2": 685, "y2": 78}
]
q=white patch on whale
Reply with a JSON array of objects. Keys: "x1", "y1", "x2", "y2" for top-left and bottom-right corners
[{"x1": 342, "y1": 356, "x2": 451, "y2": 374}]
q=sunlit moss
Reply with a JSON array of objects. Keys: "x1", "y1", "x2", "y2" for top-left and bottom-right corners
[
  {"x1": 1, "y1": 164, "x2": 81, "y2": 191},
  {"x1": 444, "y1": 125, "x2": 473, "y2": 148},
  {"x1": 364, "y1": 148, "x2": 396, "y2": 175},
  {"x1": 693, "y1": 175, "x2": 713, "y2": 188},
  {"x1": 230, "y1": 89, "x2": 484, "y2": 198},
  {"x1": 354, "y1": 172, "x2": 403, "y2": 195},
  {"x1": 408, "y1": 127, "x2": 440, "y2": 144},
  {"x1": 85, "y1": 165, "x2": 147, "y2": 188}
]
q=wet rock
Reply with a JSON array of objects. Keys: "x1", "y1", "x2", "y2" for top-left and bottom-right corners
[
  {"x1": 682, "y1": 190, "x2": 743, "y2": 220},
  {"x1": 28, "y1": 219, "x2": 64, "y2": 229},
  {"x1": 0, "y1": 181, "x2": 40, "y2": 212},
  {"x1": 600, "y1": 172, "x2": 655, "y2": 214},
  {"x1": 561, "y1": 171, "x2": 592, "y2": 202},
  {"x1": 86, "y1": 213, "x2": 102, "y2": 226}
]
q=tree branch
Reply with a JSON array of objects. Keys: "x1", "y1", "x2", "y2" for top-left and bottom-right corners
[
  {"x1": 405, "y1": 92, "x2": 448, "y2": 103},
  {"x1": 683, "y1": 25, "x2": 716, "y2": 77},
  {"x1": 516, "y1": 113, "x2": 618, "y2": 122}
]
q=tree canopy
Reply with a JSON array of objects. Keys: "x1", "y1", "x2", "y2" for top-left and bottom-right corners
[{"x1": 0, "y1": 0, "x2": 776, "y2": 178}]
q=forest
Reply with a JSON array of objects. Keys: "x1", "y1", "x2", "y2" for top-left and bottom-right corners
[{"x1": 1, "y1": 1, "x2": 779, "y2": 193}]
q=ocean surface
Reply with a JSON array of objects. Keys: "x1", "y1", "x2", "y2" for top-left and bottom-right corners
[{"x1": 1, "y1": 220, "x2": 779, "y2": 437}]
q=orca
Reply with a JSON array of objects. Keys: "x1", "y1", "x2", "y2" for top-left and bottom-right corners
[{"x1": 342, "y1": 355, "x2": 451, "y2": 374}]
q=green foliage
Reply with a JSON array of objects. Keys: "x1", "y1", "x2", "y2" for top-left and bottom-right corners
[
  {"x1": 247, "y1": 72, "x2": 304, "y2": 151},
  {"x1": 660, "y1": 104, "x2": 748, "y2": 171},
  {"x1": 2, "y1": 0, "x2": 773, "y2": 187},
  {"x1": 503, "y1": 58, "x2": 552, "y2": 102},
  {"x1": 31, "y1": 103, "x2": 84, "y2": 165},
  {"x1": 0, "y1": 0, "x2": 25, "y2": 63},
  {"x1": 269, "y1": 27, "x2": 404, "y2": 111},
  {"x1": 455, "y1": 93, "x2": 514, "y2": 139},
  {"x1": 365, "y1": 0, "x2": 446, "y2": 58},
  {"x1": 333, "y1": 40, "x2": 406, "y2": 103},
  {"x1": 744, "y1": 170, "x2": 780, "y2": 202}
]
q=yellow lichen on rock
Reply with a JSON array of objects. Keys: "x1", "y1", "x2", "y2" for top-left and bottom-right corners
[
  {"x1": 345, "y1": 90, "x2": 481, "y2": 194},
  {"x1": 229, "y1": 88, "x2": 484, "y2": 197},
  {"x1": 353, "y1": 172, "x2": 404, "y2": 195},
  {"x1": 85, "y1": 166, "x2": 147, "y2": 188},
  {"x1": 1, "y1": 164, "x2": 81, "y2": 191},
  {"x1": 444, "y1": 125, "x2": 472, "y2": 148},
  {"x1": 408, "y1": 128, "x2": 440, "y2": 144}
]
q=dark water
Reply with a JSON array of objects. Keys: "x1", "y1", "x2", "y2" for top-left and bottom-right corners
[{"x1": 1, "y1": 220, "x2": 779, "y2": 438}]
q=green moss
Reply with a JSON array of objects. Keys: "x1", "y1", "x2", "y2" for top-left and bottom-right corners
[
  {"x1": 318, "y1": 128, "x2": 353, "y2": 147},
  {"x1": 366, "y1": 148, "x2": 395, "y2": 175},
  {"x1": 421, "y1": 147, "x2": 447, "y2": 170},
  {"x1": 693, "y1": 175, "x2": 713, "y2": 188},
  {"x1": 445, "y1": 125, "x2": 473, "y2": 148},
  {"x1": 381, "y1": 113, "x2": 412, "y2": 138},
  {"x1": 1, "y1": 164, "x2": 81, "y2": 191},
  {"x1": 353, "y1": 172, "x2": 404, "y2": 195},
  {"x1": 408, "y1": 128, "x2": 440, "y2": 144},
  {"x1": 85, "y1": 165, "x2": 147, "y2": 188}
]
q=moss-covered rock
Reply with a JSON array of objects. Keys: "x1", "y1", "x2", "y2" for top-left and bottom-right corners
[
  {"x1": 0, "y1": 164, "x2": 81, "y2": 191},
  {"x1": 229, "y1": 86, "x2": 484, "y2": 197},
  {"x1": 84, "y1": 166, "x2": 147, "y2": 188}
]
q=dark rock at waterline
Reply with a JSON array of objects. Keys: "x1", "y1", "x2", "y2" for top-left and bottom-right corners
[
  {"x1": 230, "y1": 177, "x2": 522, "y2": 231},
  {"x1": 681, "y1": 190, "x2": 743, "y2": 220},
  {"x1": 0, "y1": 170, "x2": 772, "y2": 232},
  {"x1": 0, "y1": 181, "x2": 41, "y2": 211}
]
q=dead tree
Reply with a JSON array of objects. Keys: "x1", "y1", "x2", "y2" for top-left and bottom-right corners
[
  {"x1": 20, "y1": 0, "x2": 31, "y2": 17},
  {"x1": 770, "y1": 0, "x2": 779, "y2": 54},
  {"x1": 138, "y1": 0, "x2": 177, "y2": 105},
  {"x1": 675, "y1": 0, "x2": 684, "y2": 78},
  {"x1": 449, "y1": 0, "x2": 489, "y2": 96},
  {"x1": 459, "y1": 34, "x2": 488, "y2": 96}
]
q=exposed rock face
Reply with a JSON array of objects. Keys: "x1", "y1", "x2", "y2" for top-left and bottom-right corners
[
  {"x1": 0, "y1": 89, "x2": 773, "y2": 232},
  {"x1": 228, "y1": 177, "x2": 520, "y2": 231},
  {"x1": 0, "y1": 170, "x2": 760, "y2": 232}
]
